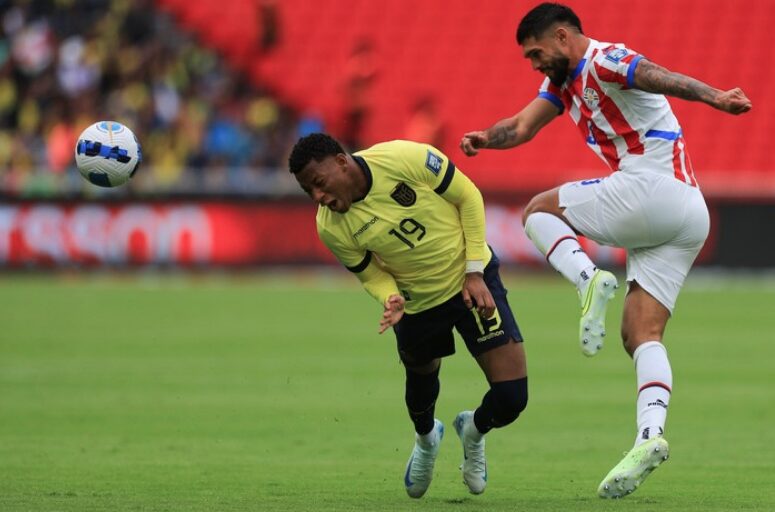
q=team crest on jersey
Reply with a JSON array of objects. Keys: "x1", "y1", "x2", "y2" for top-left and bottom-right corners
[
  {"x1": 390, "y1": 182, "x2": 416, "y2": 207},
  {"x1": 605, "y1": 47, "x2": 628, "y2": 63},
  {"x1": 583, "y1": 87, "x2": 600, "y2": 108},
  {"x1": 425, "y1": 150, "x2": 443, "y2": 175}
]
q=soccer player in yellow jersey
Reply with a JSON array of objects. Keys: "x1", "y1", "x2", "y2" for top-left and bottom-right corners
[{"x1": 289, "y1": 133, "x2": 528, "y2": 499}]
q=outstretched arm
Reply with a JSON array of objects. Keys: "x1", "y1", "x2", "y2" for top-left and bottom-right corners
[
  {"x1": 633, "y1": 59, "x2": 751, "y2": 115},
  {"x1": 460, "y1": 97, "x2": 559, "y2": 156}
]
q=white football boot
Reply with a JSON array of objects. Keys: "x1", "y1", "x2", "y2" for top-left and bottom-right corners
[
  {"x1": 453, "y1": 411, "x2": 487, "y2": 494},
  {"x1": 404, "y1": 419, "x2": 444, "y2": 498}
]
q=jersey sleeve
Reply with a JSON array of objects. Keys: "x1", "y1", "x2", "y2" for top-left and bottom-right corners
[
  {"x1": 317, "y1": 223, "x2": 400, "y2": 305},
  {"x1": 437, "y1": 163, "x2": 488, "y2": 264},
  {"x1": 593, "y1": 44, "x2": 644, "y2": 89},
  {"x1": 538, "y1": 77, "x2": 565, "y2": 114}
]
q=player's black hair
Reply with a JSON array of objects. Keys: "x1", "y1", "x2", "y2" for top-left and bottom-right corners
[
  {"x1": 516, "y1": 3, "x2": 583, "y2": 45},
  {"x1": 288, "y1": 133, "x2": 345, "y2": 174}
]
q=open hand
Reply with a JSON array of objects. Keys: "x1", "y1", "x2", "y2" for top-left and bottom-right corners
[{"x1": 379, "y1": 294, "x2": 406, "y2": 334}]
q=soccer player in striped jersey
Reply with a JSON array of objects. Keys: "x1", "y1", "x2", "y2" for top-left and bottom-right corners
[
  {"x1": 289, "y1": 133, "x2": 529, "y2": 499},
  {"x1": 460, "y1": 2, "x2": 751, "y2": 499}
]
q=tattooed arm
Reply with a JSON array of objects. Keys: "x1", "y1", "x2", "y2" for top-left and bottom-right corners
[
  {"x1": 460, "y1": 97, "x2": 559, "y2": 156},
  {"x1": 633, "y1": 59, "x2": 752, "y2": 115}
]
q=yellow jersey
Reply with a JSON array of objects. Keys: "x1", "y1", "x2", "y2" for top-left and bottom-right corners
[{"x1": 317, "y1": 140, "x2": 492, "y2": 314}]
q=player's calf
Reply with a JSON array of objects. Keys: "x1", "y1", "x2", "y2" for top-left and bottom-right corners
[{"x1": 480, "y1": 378, "x2": 528, "y2": 429}]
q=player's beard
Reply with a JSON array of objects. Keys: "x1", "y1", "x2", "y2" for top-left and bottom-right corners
[{"x1": 546, "y1": 55, "x2": 571, "y2": 86}]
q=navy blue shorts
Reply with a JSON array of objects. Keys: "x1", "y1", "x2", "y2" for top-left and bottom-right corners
[{"x1": 393, "y1": 251, "x2": 523, "y2": 366}]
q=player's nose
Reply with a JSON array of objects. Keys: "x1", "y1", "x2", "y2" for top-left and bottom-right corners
[{"x1": 311, "y1": 188, "x2": 325, "y2": 204}]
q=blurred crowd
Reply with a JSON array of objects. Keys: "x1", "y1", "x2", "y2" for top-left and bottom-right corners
[{"x1": 0, "y1": 0, "x2": 303, "y2": 197}]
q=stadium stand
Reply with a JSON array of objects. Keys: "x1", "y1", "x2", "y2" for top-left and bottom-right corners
[
  {"x1": 0, "y1": 0, "x2": 771, "y2": 198},
  {"x1": 160, "y1": 0, "x2": 773, "y2": 197},
  {"x1": 0, "y1": 0, "x2": 300, "y2": 197},
  {"x1": 0, "y1": 0, "x2": 771, "y2": 269}
]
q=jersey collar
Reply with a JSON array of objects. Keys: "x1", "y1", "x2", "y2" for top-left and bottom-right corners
[
  {"x1": 352, "y1": 154, "x2": 373, "y2": 202},
  {"x1": 569, "y1": 38, "x2": 597, "y2": 83}
]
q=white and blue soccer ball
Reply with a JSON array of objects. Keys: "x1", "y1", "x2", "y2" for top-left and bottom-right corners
[{"x1": 75, "y1": 121, "x2": 142, "y2": 187}]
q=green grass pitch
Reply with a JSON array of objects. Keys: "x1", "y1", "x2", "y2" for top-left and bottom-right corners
[{"x1": 1, "y1": 271, "x2": 774, "y2": 511}]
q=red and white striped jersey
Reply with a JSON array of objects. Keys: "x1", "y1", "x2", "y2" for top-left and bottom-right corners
[{"x1": 538, "y1": 39, "x2": 697, "y2": 186}]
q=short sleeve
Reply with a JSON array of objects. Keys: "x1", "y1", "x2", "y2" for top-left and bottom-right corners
[
  {"x1": 593, "y1": 44, "x2": 644, "y2": 89},
  {"x1": 537, "y1": 77, "x2": 565, "y2": 114}
]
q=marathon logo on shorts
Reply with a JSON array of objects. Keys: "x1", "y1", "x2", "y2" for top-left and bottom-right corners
[
  {"x1": 475, "y1": 310, "x2": 504, "y2": 343},
  {"x1": 477, "y1": 329, "x2": 505, "y2": 343},
  {"x1": 391, "y1": 182, "x2": 416, "y2": 207},
  {"x1": 605, "y1": 47, "x2": 628, "y2": 63},
  {"x1": 425, "y1": 150, "x2": 443, "y2": 175}
]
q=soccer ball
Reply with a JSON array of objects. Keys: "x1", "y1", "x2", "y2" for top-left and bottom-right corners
[{"x1": 75, "y1": 121, "x2": 142, "y2": 187}]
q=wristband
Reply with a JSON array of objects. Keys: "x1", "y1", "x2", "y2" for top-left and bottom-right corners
[{"x1": 465, "y1": 260, "x2": 485, "y2": 274}]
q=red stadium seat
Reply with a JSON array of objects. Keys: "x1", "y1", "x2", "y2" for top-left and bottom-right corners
[{"x1": 158, "y1": 0, "x2": 773, "y2": 196}]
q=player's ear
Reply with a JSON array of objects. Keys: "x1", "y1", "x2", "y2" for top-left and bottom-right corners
[
  {"x1": 555, "y1": 26, "x2": 568, "y2": 45},
  {"x1": 335, "y1": 153, "x2": 349, "y2": 170}
]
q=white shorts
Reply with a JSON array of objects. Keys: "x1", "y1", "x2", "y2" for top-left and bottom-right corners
[{"x1": 559, "y1": 171, "x2": 710, "y2": 313}]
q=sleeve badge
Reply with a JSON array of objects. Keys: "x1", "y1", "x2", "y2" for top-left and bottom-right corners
[
  {"x1": 605, "y1": 47, "x2": 629, "y2": 63},
  {"x1": 425, "y1": 150, "x2": 443, "y2": 175}
]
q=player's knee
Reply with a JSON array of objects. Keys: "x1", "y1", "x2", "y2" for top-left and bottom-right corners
[
  {"x1": 404, "y1": 366, "x2": 440, "y2": 411},
  {"x1": 621, "y1": 324, "x2": 665, "y2": 356},
  {"x1": 620, "y1": 327, "x2": 641, "y2": 356},
  {"x1": 621, "y1": 330, "x2": 639, "y2": 355},
  {"x1": 522, "y1": 190, "x2": 560, "y2": 225},
  {"x1": 522, "y1": 196, "x2": 542, "y2": 225},
  {"x1": 489, "y1": 377, "x2": 528, "y2": 426},
  {"x1": 620, "y1": 324, "x2": 630, "y2": 346}
]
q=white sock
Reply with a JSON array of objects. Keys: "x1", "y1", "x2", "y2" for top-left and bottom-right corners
[
  {"x1": 524, "y1": 212, "x2": 597, "y2": 291},
  {"x1": 418, "y1": 425, "x2": 439, "y2": 447},
  {"x1": 465, "y1": 416, "x2": 484, "y2": 442},
  {"x1": 633, "y1": 341, "x2": 672, "y2": 446}
]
